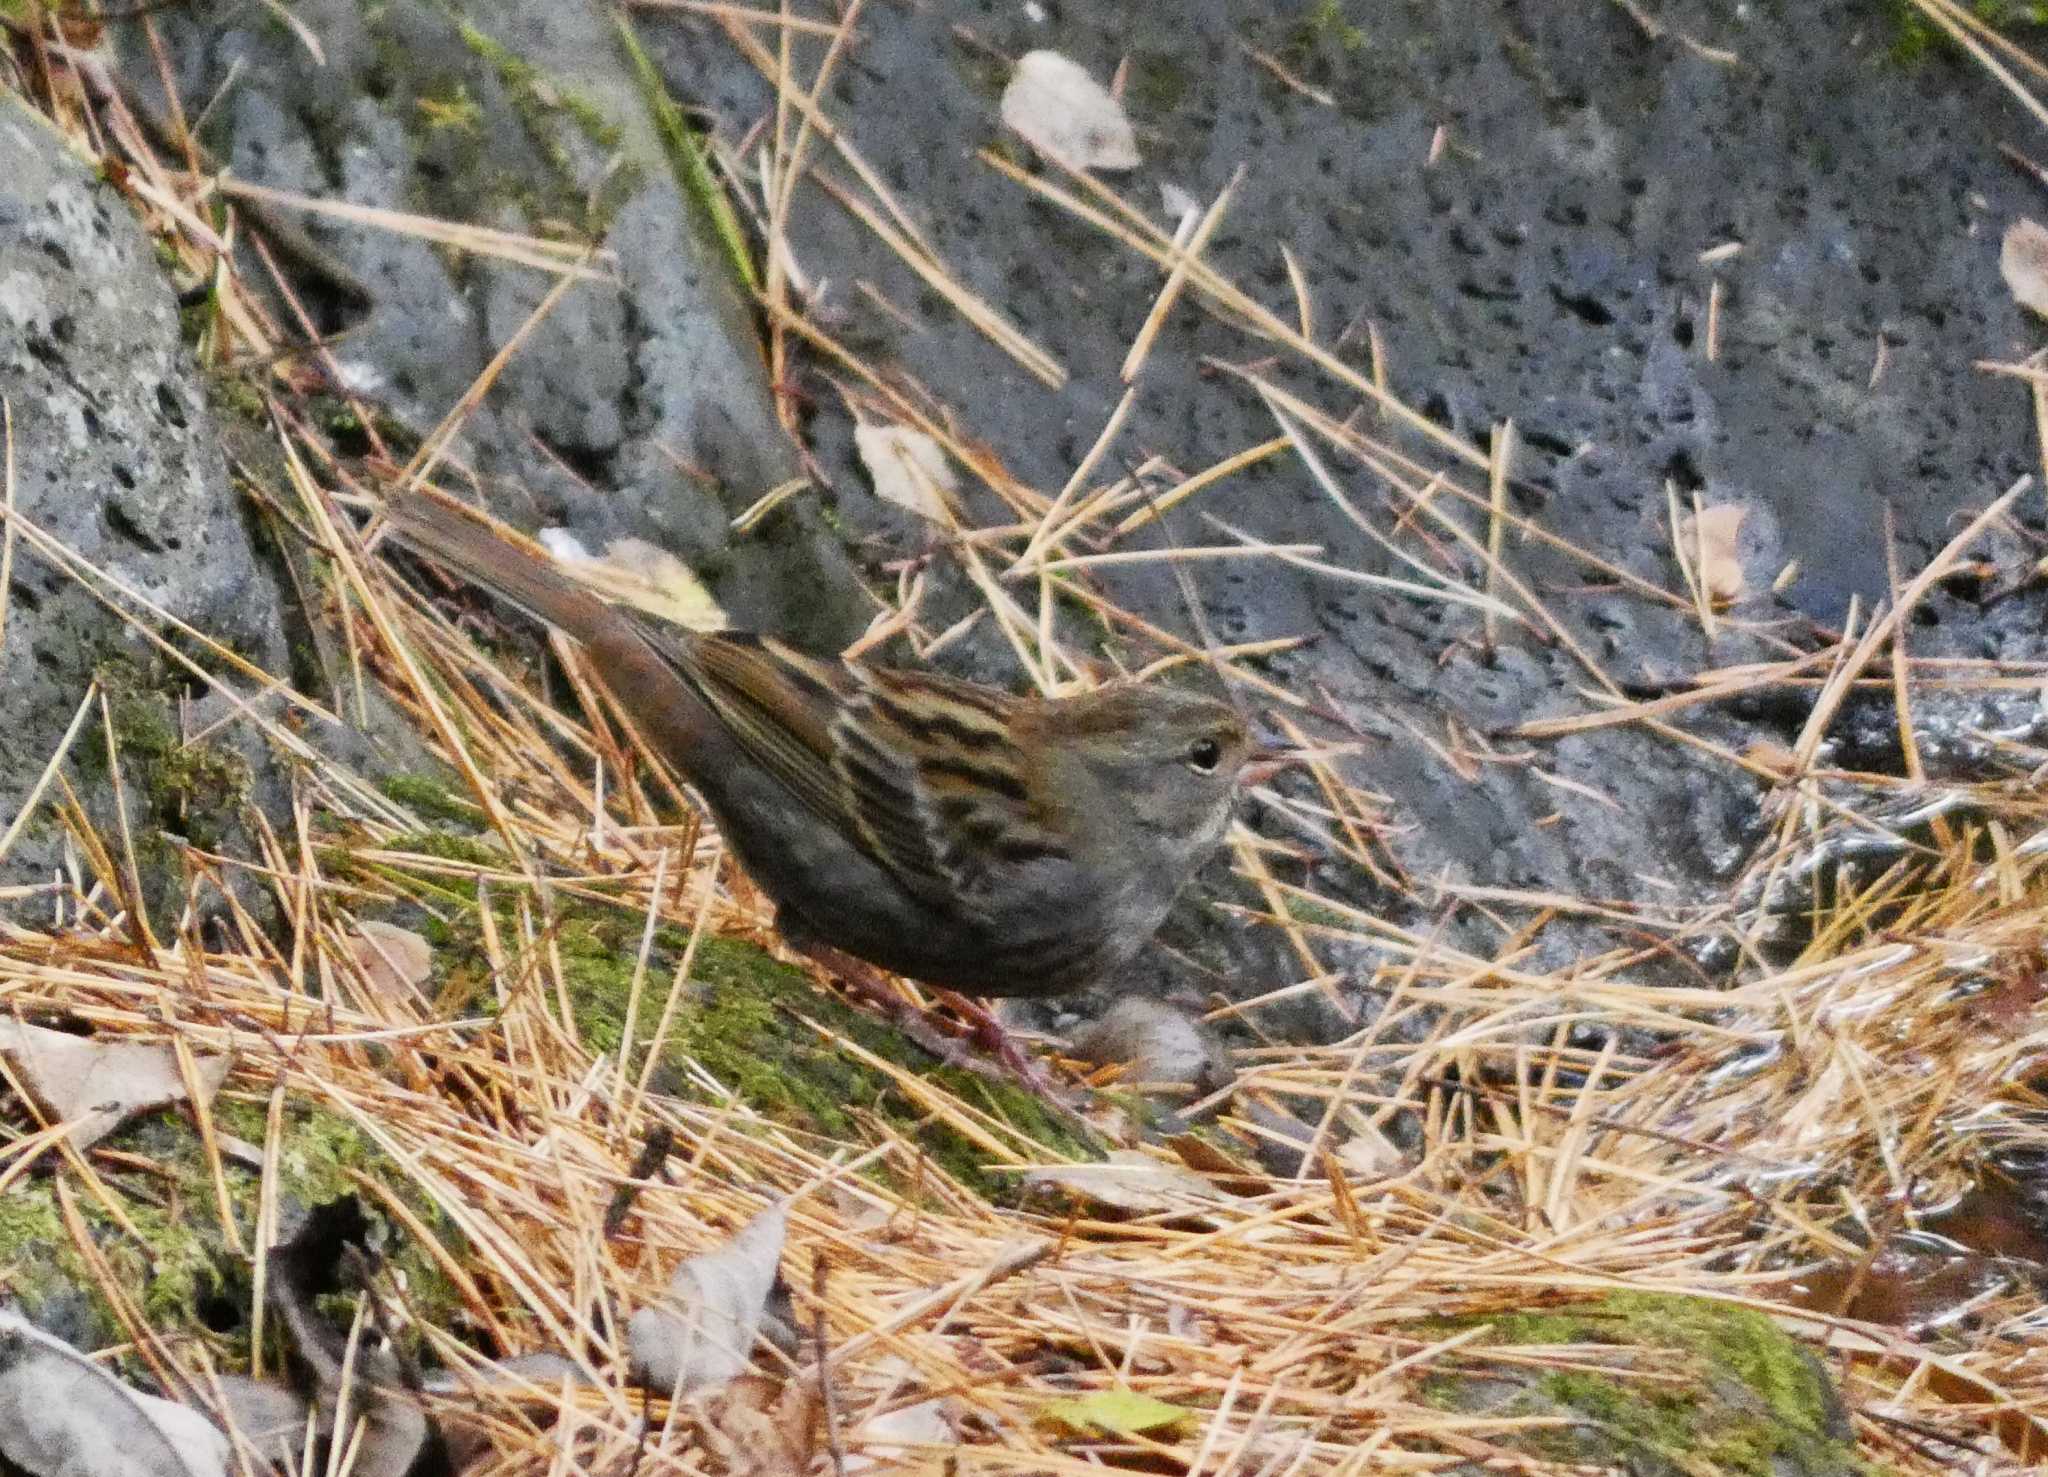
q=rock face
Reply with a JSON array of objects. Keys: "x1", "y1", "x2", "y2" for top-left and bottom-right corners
[
  {"x1": 643, "y1": 0, "x2": 2048, "y2": 1010},
  {"x1": 112, "y1": 0, "x2": 873, "y2": 654},
  {"x1": 0, "y1": 97, "x2": 290, "y2": 904},
  {"x1": 77, "y1": 2, "x2": 2048, "y2": 1018}
]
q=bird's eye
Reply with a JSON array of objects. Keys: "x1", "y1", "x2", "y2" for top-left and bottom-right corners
[{"x1": 1186, "y1": 737, "x2": 1223, "y2": 773}]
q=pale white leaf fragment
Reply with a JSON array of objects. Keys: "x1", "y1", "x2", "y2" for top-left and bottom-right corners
[
  {"x1": 202, "y1": 1376, "x2": 309, "y2": 1467},
  {"x1": 853, "y1": 424, "x2": 959, "y2": 524},
  {"x1": 1679, "y1": 503, "x2": 1750, "y2": 604},
  {"x1": 1159, "y1": 182, "x2": 1200, "y2": 231},
  {"x1": 1333, "y1": 1122, "x2": 1406, "y2": 1180},
  {"x1": 348, "y1": 920, "x2": 433, "y2": 1002},
  {"x1": 2003, "y1": 218, "x2": 2048, "y2": 318},
  {"x1": 538, "y1": 528, "x2": 728, "y2": 631},
  {"x1": 0, "y1": 1311, "x2": 228, "y2": 1477},
  {"x1": 848, "y1": 1396, "x2": 956, "y2": 1472},
  {"x1": 0, "y1": 1021, "x2": 230, "y2": 1151},
  {"x1": 1071, "y1": 999, "x2": 1231, "y2": 1097},
  {"x1": 1022, "y1": 1149, "x2": 1227, "y2": 1217},
  {"x1": 1000, "y1": 51, "x2": 1140, "y2": 171},
  {"x1": 629, "y1": 1204, "x2": 788, "y2": 1395}
]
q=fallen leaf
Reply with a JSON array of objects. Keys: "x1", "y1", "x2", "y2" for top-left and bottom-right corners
[
  {"x1": 0, "y1": 1310, "x2": 228, "y2": 1477},
  {"x1": 425, "y1": 1349, "x2": 592, "y2": 1394},
  {"x1": 537, "y1": 528, "x2": 727, "y2": 630},
  {"x1": 1163, "y1": 1133, "x2": 1266, "y2": 1196},
  {"x1": 202, "y1": 1376, "x2": 309, "y2": 1467},
  {"x1": 1040, "y1": 1386, "x2": 1191, "y2": 1437},
  {"x1": 697, "y1": 1373, "x2": 821, "y2": 1477},
  {"x1": 1333, "y1": 1123, "x2": 1405, "y2": 1180},
  {"x1": 348, "y1": 921, "x2": 433, "y2": 1003},
  {"x1": 630, "y1": 1204, "x2": 789, "y2": 1395},
  {"x1": 852, "y1": 424, "x2": 959, "y2": 524},
  {"x1": 0, "y1": 1021, "x2": 230, "y2": 1151},
  {"x1": 849, "y1": 1395, "x2": 955, "y2": 1471},
  {"x1": 1159, "y1": 181, "x2": 1200, "y2": 228},
  {"x1": 1001, "y1": 51, "x2": 1141, "y2": 171},
  {"x1": 2003, "y1": 218, "x2": 2048, "y2": 318},
  {"x1": 425, "y1": 1352, "x2": 594, "y2": 1471},
  {"x1": 1071, "y1": 999, "x2": 1232, "y2": 1098},
  {"x1": 1679, "y1": 503, "x2": 1749, "y2": 604},
  {"x1": 1022, "y1": 1149, "x2": 1227, "y2": 1217}
]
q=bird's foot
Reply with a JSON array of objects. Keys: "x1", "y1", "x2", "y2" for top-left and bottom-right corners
[
  {"x1": 792, "y1": 943, "x2": 1084, "y2": 1120},
  {"x1": 931, "y1": 990, "x2": 1061, "y2": 1098}
]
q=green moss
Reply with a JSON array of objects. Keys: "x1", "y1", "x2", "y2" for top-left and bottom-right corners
[
  {"x1": 1422, "y1": 1292, "x2": 1865, "y2": 1477},
  {"x1": 1295, "y1": 0, "x2": 1367, "y2": 53},
  {"x1": 454, "y1": 16, "x2": 629, "y2": 231},
  {"x1": 555, "y1": 919, "x2": 1094, "y2": 1197},
  {"x1": 415, "y1": 79, "x2": 484, "y2": 134},
  {"x1": 379, "y1": 772, "x2": 487, "y2": 827},
  {"x1": 0, "y1": 1190, "x2": 80, "y2": 1319},
  {"x1": 204, "y1": 368, "x2": 271, "y2": 427},
  {"x1": 384, "y1": 827, "x2": 505, "y2": 869},
  {"x1": 1125, "y1": 52, "x2": 1191, "y2": 115},
  {"x1": 1889, "y1": 0, "x2": 2048, "y2": 63},
  {"x1": 0, "y1": 1100, "x2": 461, "y2": 1358},
  {"x1": 93, "y1": 661, "x2": 254, "y2": 857}
]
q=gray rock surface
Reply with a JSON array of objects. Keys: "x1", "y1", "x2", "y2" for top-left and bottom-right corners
[
  {"x1": 91, "y1": 2, "x2": 2048, "y2": 1022},
  {"x1": 113, "y1": 0, "x2": 873, "y2": 653},
  {"x1": 0, "y1": 95, "x2": 290, "y2": 908},
  {"x1": 643, "y1": 0, "x2": 2048, "y2": 1011}
]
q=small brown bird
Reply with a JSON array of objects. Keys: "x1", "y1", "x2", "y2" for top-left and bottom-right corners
[{"x1": 384, "y1": 492, "x2": 1271, "y2": 1007}]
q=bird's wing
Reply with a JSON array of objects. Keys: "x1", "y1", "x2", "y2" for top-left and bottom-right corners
[
  {"x1": 837, "y1": 669, "x2": 1076, "y2": 916},
  {"x1": 649, "y1": 628, "x2": 855, "y2": 827},
  {"x1": 642, "y1": 630, "x2": 1054, "y2": 918}
]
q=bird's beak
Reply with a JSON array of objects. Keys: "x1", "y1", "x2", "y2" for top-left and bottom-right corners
[{"x1": 1238, "y1": 744, "x2": 1307, "y2": 788}]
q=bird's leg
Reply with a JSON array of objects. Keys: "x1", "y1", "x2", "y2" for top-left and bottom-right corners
[
  {"x1": 931, "y1": 989, "x2": 1057, "y2": 1093},
  {"x1": 789, "y1": 939, "x2": 1078, "y2": 1112}
]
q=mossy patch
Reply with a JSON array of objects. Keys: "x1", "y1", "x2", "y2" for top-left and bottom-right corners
[
  {"x1": 379, "y1": 772, "x2": 488, "y2": 828},
  {"x1": 0, "y1": 1099, "x2": 460, "y2": 1360},
  {"x1": 1421, "y1": 1292, "x2": 1867, "y2": 1477},
  {"x1": 95, "y1": 663, "x2": 254, "y2": 856},
  {"x1": 549, "y1": 912, "x2": 1096, "y2": 1198},
  {"x1": 1888, "y1": 0, "x2": 2048, "y2": 64},
  {"x1": 451, "y1": 15, "x2": 638, "y2": 235}
]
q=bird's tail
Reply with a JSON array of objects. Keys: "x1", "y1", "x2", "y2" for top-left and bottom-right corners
[{"x1": 383, "y1": 490, "x2": 619, "y2": 647}]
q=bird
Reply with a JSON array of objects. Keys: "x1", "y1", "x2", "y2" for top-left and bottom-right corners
[{"x1": 382, "y1": 491, "x2": 1279, "y2": 1052}]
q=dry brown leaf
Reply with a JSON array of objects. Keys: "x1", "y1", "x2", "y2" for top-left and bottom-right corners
[
  {"x1": 1000, "y1": 51, "x2": 1141, "y2": 172},
  {"x1": 348, "y1": 920, "x2": 433, "y2": 1003},
  {"x1": 536, "y1": 528, "x2": 727, "y2": 630},
  {"x1": 1023, "y1": 1149, "x2": 1228, "y2": 1217},
  {"x1": 0, "y1": 1021, "x2": 230, "y2": 1151},
  {"x1": 630, "y1": 1204, "x2": 788, "y2": 1395},
  {"x1": 697, "y1": 1374, "x2": 821, "y2": 1477},
  {"x1": 1680, "y1": 503, "x2": 1749, "y2": 603},
  {"x1": 852, "y1": 424, "x2": 959, "y2": 524},
  {"x1": 2002, "y1": 218, "x2": 2048, "y2": 318}
]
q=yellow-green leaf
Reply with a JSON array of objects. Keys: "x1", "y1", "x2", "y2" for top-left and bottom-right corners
[{"x1": 1040, "y1": 1388, "x2": 1191, "y2": 1437}]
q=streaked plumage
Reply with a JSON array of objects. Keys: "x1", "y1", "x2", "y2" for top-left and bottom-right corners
[{"x1": 386, "y1": 492, "x2": 1257, "y2": 998}]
